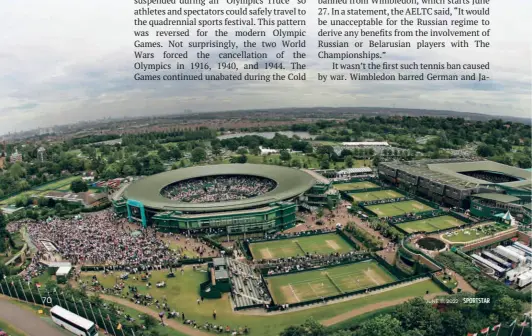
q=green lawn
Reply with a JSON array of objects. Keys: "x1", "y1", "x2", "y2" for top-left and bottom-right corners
[
  {"x1": 81, "y1": 267, "x2": 441, "y2": 336},
  {"x1": 366, "y1": 200, "x2": 435, "y2": 218},
  {"x1": 442, "y1": 222, "x2": 507, "y2": 243},
  {"x1": 334, "y1": 181, "x2": 379, "y2": 191},
  {"x1": 266, "y1": 260, "x2": 397, "y2": 304},
  {"x1": 34, "y1": 176, "x2": 81, "y2": 191},
  {"x1": 350, "y1": 190, "x2": 404, "y2": 203},
  {"x1": 395, "y1": 215, "x2": 465, "y2": 233},
  {"x1": 248, "y1": 233, "x2": 354, "y2": 260},
  {"x1": 0, "y1": 190, "x2": 47, "y2": 206}
]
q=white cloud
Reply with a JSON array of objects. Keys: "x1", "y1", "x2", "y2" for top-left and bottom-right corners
[{"x1": 0, "y1": 0, "x2": 530, "y2": 134}]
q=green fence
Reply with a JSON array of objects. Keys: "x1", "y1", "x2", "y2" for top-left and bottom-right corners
[
  {"x1": 371, "y1": 253, "x2": 409, "y2": 280},
  {"x1": 337, "y1": 229, "x2": 361, "y2": 250},
  {"x1": 203, "y1": 235, "x2": 233, "y2": 254}
]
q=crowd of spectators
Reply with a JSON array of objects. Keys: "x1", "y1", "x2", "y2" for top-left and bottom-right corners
[
  {"x1": 161, "y1": 175, "x2": 276, "y2": 203},
  {"x1": 26, "y1": 211, "x2": 179, "y2": 268}
]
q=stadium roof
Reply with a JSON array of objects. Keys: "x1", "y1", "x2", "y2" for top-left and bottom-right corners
[
  {"x1": 471, "y1": 193, "x2": 521, "y2": 203},
  {"x1": 381, "y1": 159, "x2": 532, "y2": 191},
  {"x1": 337, "y1": 167, "x2": 373, "y2": 174},
  {"x1": 342, "y1": 142, "x2": 389, "y2": 146},
  {"x1": 124, "y1": 164, "x2": 316, "y2": 213}
]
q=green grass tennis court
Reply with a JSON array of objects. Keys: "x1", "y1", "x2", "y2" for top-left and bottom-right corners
[
  {"x1": 334, "y1": 181, "x2": 379, "y2": 191},
  {"x1": 249, "y1": 233, "x2": 354, "y2": 260},
  {"x1": 395, "y1": 215, "x2": 464, "y2": 233},
  {"x1": 266, "y1": 260, "x2": 397, "y2": 304},
  {"x1": 366, "y1": 200, "x2": 435, "y2": 218},
  {"x1": 350, "y1": 189, "x2": 404, "y2": 203}
]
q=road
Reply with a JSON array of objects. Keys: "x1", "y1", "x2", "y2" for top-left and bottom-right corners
[{"x1": 0, "y1": 297, "x2": 68, "y2": 336}]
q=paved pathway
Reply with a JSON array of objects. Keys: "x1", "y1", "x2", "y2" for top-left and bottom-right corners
[
  {"x1": 453, "y1": 272, "x2": 476, "y2": 293},
  {"x1": 99, "y1": 294, "x2": 212, "y2": 336},
  {"x1": 0, "y1": 296, "x2": 68, "y2": 336},
  {"x1": 321, "y1": 292, "x2": 446, "y2": 326}
]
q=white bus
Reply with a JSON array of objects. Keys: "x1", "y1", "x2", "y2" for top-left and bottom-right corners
[{"x1": 50, "y1": 306, "x2": 98, "y2": 336}]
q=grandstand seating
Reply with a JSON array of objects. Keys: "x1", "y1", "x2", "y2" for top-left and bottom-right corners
[{"x1": 227, "y1": 259, "x2": 272, "y2": 308}]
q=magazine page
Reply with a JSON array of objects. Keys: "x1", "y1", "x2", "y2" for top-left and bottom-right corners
[{"x1": 0, "y1": 1, "x2": 530, "y2": 336}]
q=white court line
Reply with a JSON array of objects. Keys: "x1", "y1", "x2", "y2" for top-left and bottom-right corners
[
  {"x1": 306, "y1": 282, "x2": 320, "y2": 298},
  {"x1": 289, "y1": 284, "x2": 301, "y2": 302},
  {"x1": 364, "y1": 268, "x2": 380, "y2": 285}
]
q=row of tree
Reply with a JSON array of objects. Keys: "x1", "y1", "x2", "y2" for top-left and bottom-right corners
[{"x1": 281, "y1": 290, "x2": 529, "y2": 336}]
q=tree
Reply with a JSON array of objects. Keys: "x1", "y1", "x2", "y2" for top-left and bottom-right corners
[
  {"x1": 237, "y1": 148, "x2": 248, "y2": 155},
  {"x1": 191, "y1": 147, "x2": 207, "y2": 163},
  {"x1": 476, "y1": 144, "x2": 495, "y2": 157},
  {"x1": 280, "y1": 149, "x2": 291, "y2": 162},
  {"x1": 0, "y1": 210, "x2": 7, "y2": 253},
  {"x1": 440, "y1": 310, "x2": 467, "y2": 336},
  {"x1": 344, "y1": 155, "x2": 354, "y2": 168},
  {"x1": 393, "y1": 297, "x2": 444, "y2": 336},
  {"x1": 142, "y1": 314, "x2": 158, "y2": 329},
  {"x1": 492, "y1": 295, "x2": 523, "y2": 323},
  {"x1": 71, "y1": 180, "x2": 89, "y2": 193},
  {"x1": 122, "y1": 164, "x2": 137, "y2": 176},
  {"x1": 230, "y1": 154, "x2": 247, "y2": 164},
  {"x1": 372, "y1": 155, "x2": 382, "y2": 167},
  {"x1": 280, "y1": 319, "x2": 326, "y2": 336},
  {"x1": 355, "y1": 314, "x2": 404, "y2": 336}
]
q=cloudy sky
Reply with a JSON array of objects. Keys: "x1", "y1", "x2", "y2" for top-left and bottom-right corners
[{"x1": 0, "y1": 0, "x2": 530, "y2": 135}]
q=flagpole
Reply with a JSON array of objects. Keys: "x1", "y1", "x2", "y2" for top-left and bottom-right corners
[
  {"x1": 18, "y1": 280, "x2": 28, "y2": 302},
  {"x1": 88, "y1": 302, "x2": 98, "y2": 330},
  {"x1": 3, "y1": 278, "x2": 13, "y2": 299},
  {"x1": 61, "y1": 292, "x2": 70, "y2": 312},
  {"x1": 35, "y1": 286, "x2": 44, "y2": 306},
  {"x1": 98, "y1": 309, "x2": 109, "y2": 334},
  {"x1": 10, "y1": 279, "x2": 20, "y2": 301},
  {"x1": 26, "y1": 281, "x2": 36, "y2": 304},
  {"x1": 107, "y1": 314, "x2": 117, "y2": 336},
  {"x1": 0, "y1": 280, "x2": 5, "y2": 295},
  {"x1": 70, "y1": 295, "x2": 80, "y2": 315},
  {"x1": 79, "y1": 299, "x2": 89, "y2": 319},
  {"x1": 519, "y1": 325, "x2": 525, "y2": 336},
  {"x1": 511, "y1": 322, "x2": 517, "y2": 335},
  {"x1": 495, "y1": 325, "x2": 501, "y2": 336},
  {"x1": 53, "y1": 289, "x2": 61, "y2": 307}
]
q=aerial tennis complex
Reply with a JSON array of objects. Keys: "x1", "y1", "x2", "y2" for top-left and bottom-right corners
[{"x1": 112, "y1": 164, "x2": 340, "y2": 234}]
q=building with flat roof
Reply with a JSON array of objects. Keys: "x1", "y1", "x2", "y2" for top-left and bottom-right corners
[{"x1": 379, "y1": 159, "x2": 532, "y2": 222}]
